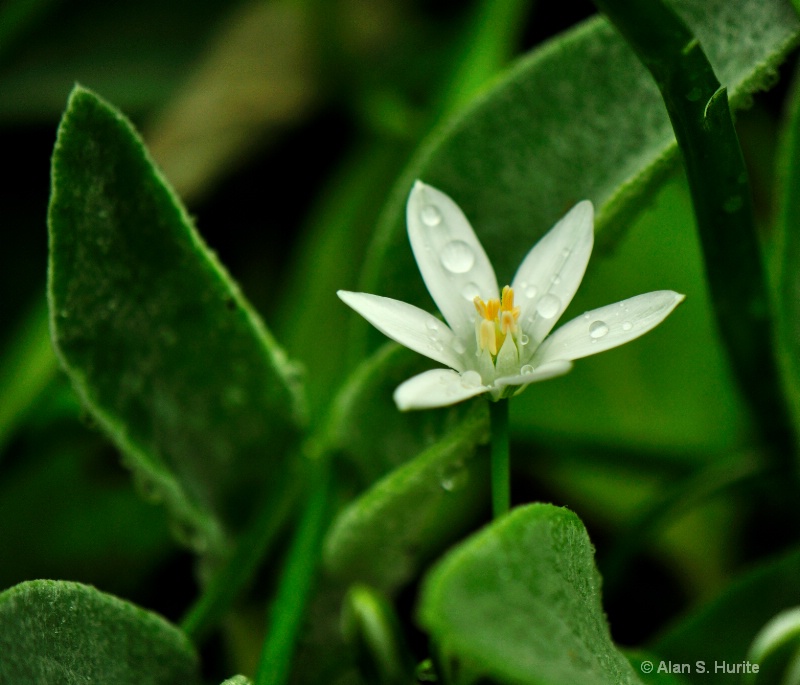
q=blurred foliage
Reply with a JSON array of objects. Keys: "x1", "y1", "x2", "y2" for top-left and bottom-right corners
[{"x1": 1, "y1": 0, "x2": 800, "y2": 683}]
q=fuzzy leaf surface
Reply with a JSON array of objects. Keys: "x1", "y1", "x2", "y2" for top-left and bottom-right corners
[
  {"x1": 48, "y1": 86, "x2": 304, "y2": 555},
  {"x1": 419, "y1": 503, "x2": 644, "y2": 685},
  {"x1": 0, "y1": 580, "x2": 201, "y2": 684}
]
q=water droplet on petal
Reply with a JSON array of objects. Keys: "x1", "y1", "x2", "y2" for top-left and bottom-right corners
[
  {"x1": 521, "y1": 364, "x2": 534, "y2": 375},
  {"x1": 518, "y1": 280, "x2": 528, "y2": 289},
  {"x1": 462, "y1": 282, "x2": 481, "y2": 300},
  {"x1": 460, "y1": 370, "x2": 482, "y2": 387},
  {"x1": 583, "y1": 312, "x2": 591, "y2": 320},
  {"x1": 452, "y1": 339, "x2": 466, "y2": 354},
  {"x1": 425, "y1": 319, "x2": 439, "y2": 331},
  {"x1": 622, "y1": 321, "x2": 633, "y2": 331},
  {"x1": 536, "y1": 293, "x2": 561, "y2": 319},
  {"x1": 525, "y1": 286, "x2": 537, "y2": 299},
  {"x1": 420, "y1": 204, "x2": 442, "y2": 226},
  {"x1": 440, "y1": 240, "x2": 475, "y2": 273},
  {"x1": 519, "y1": 334, "x2": 529, "y2": 346},
  {"x1": 589, "y1": 320, "x2": 609, "y2": 339},
  {"x1": 551, "y1": 275, "x2": 561, "y2": 285},
  {"x1": 434, "y1": 340, "x2": 444, "y2": 352}
]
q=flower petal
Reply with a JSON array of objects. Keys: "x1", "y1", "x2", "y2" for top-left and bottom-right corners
[
  {"x1": 393, "y1": 369, "x2": 489, "y2": 411},
  {"x1": 493, "y1": 360, "x2": 573, "y2": 388},
  {"x1": 511, "y1": 201, "x2": 594, "y2": 347},
  {"x1": 406, "y1": 181, "x2": 499, "y2": 339},
  {"x1": 532, "y1": 290, "x2": 685, "y2": 364},
  {"x1": 338, "y1": 291, "x2": 466, "y2": 371}
]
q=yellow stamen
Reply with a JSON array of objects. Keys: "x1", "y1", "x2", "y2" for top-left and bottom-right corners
[
  {"x1": 479, "y1": 319, "x2": 498, "y2": 356},
  {"x1": 500, "y1": 310, "x2": 516, "y2": 335},
  {"x1": 474, "y1": 286, "x2": 522, "y2": 356}
]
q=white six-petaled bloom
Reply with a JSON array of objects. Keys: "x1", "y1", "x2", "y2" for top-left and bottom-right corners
[{"x1": 338, "y1": 181, "x2": 684, "y2": 411}]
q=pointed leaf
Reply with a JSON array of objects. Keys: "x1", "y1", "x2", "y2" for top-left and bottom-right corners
[{"x1": 48, "y1": 86, "x2": 305, "y2": 556}]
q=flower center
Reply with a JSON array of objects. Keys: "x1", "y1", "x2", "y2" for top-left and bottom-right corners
[{"x1": 473, "y1": 285, "x2": 520, "y2": 356}]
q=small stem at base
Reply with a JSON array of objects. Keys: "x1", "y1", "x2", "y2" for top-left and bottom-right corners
[{"x1": 490, "y1": 399, "x2": 510, "y2": 518}]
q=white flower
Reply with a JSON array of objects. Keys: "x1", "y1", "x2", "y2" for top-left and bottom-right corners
[{"x1": 338, "y1": 181, "x2": 684, "y2": 411}]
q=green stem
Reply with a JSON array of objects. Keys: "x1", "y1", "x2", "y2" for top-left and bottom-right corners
[
  {"x1": 592, "y1": 0, "x2": 795, "y2": 464},
  {"x1": 180, "y1": 472, "x2": 300, "y2": 643},
  {"x1": 490, "y1": 399, "x2": 510, "y2": 518},
  {"x1": 0, "y1": 296, "x2": 58, "y2": 457},
  {"x1": 254, "y1": 461, "x2": 332, "y2": 685}
]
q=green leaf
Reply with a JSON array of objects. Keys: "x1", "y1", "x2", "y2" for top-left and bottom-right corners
[
  {"x1": 746, "y1": 607, "x2": 800, "y2": 685},
  {"x1": 320, "y1": 343, "x2": 479, "y2": 488},
  {"x1": 653, "y1": 548, "x2": 800, "y2": 684},
  {"x1": 341, "y1": 584, "x2": 415, "y2": 685},
  {"x1": 47, "y1": 85, "x2": 305, "y2": 556},
  {"x1": 776, "y1": 64, "x2": 800, "y2": 429},
  {"x1": 418, "y1": 503, "x2": 644, "y2": 685},
  {"x1": 0, "y1": 580, "x2": 201, "y2": 684},
  {"x1": 221, "y1": 676, "x2": 252, "y2": 685},
  {"x1": 323, "y1": 401, "x2": 488, "y2": 593},
  {"x1": 362, "y1": 0, "x2": 798, "y2": 316}
]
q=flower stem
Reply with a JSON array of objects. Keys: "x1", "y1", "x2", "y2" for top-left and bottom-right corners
[
  {"x1": 254, "y1": 461, "x2": 332, "y2": 685},
  {"x1": 490, "y1": 399, "x2": 510, "y2": 518}
]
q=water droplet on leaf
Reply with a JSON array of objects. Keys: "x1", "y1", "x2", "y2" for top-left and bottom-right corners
[{"x1": 439, "y1": 460, "x2": 469, "y2": 492}]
